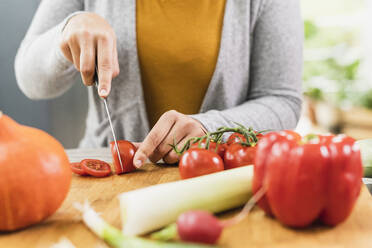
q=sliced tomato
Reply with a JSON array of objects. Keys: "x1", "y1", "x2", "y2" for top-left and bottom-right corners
[
  {"x1": 70, "y1": 162, "x2": 86, "y2": 176},
  {"x1": 81, "y1": 159, "x2": 111, "y2": 178},
  {"x1": 110, "y1": 140, "x2": 137, "y2": 174}
]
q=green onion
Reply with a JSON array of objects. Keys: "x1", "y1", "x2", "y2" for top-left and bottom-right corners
[
  {"x1": 356, "y1": 139, "x2": 372, "y2": 177},
  {"x1": 118, "y1": 166, "x2": 254, "y2": 236},
  {"x1": 74, "y1": 202, "x2": 215, "y2": 248},
  {"x1": 150, "y1": 224, "x2": 178, "y2": 241}
]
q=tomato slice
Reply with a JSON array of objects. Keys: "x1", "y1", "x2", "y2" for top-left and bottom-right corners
[
  {"x1": 70, "y1": 162, "x2": 87, "y2": 176},
  {"x1": 81, "y1": 159, "x2": 112, "y2": 178}
]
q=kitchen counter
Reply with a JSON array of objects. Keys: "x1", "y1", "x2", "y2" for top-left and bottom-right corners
[{"x1": 0, "y1": 148, "x2": 372, "y2": 248}]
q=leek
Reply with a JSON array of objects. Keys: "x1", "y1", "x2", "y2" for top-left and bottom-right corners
[
  {"x1": 356, "y1": 139, "x2": 372, "y2": 178},
  {"x1": 75, "y1": 202, "x2": 215, "y2": 248},
  {"x1": 118, "y1": 166, "x2": 254, "y2": 236}
]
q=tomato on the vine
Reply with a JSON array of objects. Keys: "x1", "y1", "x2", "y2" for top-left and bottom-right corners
[
  {"x1": 227, "y1": 133, "x2": 247, "y2": 145},
  {"x1": 81, "y1": 159, "x2": 111, "y2": 177},
  {"x1": 224, "y1": 143, "x2": 256, "y2": 169},
  {"x1": 278, "y1": 130, "x2": 301, "y2": 142},
  {"x1": 190, "y1": 140, "x2": 227, "y2": 159},
  {"x1": 179, "y1": 148, "x2": 224, "y2": 179},
  {"x1": 110, "y1": 140, "x2": 137, "y2": 174},
  {"x1": 226, "y1": 131, "x2": 263, "y2": 146}
]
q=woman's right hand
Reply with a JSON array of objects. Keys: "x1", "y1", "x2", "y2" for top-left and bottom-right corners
[{"x1": 60, "y1": 13, "x2": 120, "y2": 97}]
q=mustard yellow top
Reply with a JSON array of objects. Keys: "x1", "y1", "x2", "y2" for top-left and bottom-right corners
[{"x1": 136, "y1": 0, "x2": 226, "y2": 127}]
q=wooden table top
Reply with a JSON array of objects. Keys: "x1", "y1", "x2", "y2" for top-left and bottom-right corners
[{"x1": 1, "y1": 148, "x2": 372, "y2": 248}]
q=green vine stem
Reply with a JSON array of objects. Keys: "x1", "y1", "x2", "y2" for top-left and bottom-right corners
[{"x1": 170, "y1": 124, "x2": 263, "y2": 155}]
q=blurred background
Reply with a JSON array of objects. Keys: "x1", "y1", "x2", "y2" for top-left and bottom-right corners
[
  {"x1": 0, "y1": 0, "x2": 88, "y2": 148},
  {"x1": 0, "y1": 0, "x2": 371, "y2": 148},
  {"x1": 297, "y1": 0, "x2": 372, "y2": 138}
]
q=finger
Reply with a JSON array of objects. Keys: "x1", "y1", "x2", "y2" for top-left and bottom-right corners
[
  {"x1": 163, "y1": 132, "x2": 202, "y2": 164},
  {"x1": 132, "y1": 142, "x2": 141, "y2": 149},
  {"x1": 79, "y1": 35, "x2": 95, "y2": 86},
  {"x1": 60, "y1": 43, "x2": 73, "y2": 63},
  {"x1": 133, "y1": 110, "x2": 179, "y2": 168},
  {"x1": 68, "y1": 37, "x2": 81, "y2": 71},
  {"x1": 148, "y1": 120, "x2": 186, "y2": 163},
  {"x1": 112, "y1": 39, "x2": 120, "y2": 78},
  {"x1": 97, "y1": 35, "x2": 114, "y2": 97}
]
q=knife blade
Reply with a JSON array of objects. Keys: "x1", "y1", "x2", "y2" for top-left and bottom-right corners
[{"x1": 94, "y1": 67, "x2": 124, "y2": 172}]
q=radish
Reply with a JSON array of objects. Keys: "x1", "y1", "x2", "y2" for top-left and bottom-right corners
[
  {"x1": 175, "y1": 187, "x2": 267, "y2": 245},
  {"x1": 177, "y1": 211, "x2": 222, "y2": 245}
]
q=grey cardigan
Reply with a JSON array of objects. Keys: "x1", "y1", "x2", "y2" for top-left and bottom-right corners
[{"x1": 15, "y1": 0, "x2": 303, "y2": 148}]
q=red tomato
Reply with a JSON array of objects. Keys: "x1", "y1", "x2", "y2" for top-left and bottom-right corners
[
  {"x1": 177, "y1": 211, "x2": 223, "y2": 245},
  {"x1": 255, "y1": 132, "x2": 264, "y2": 139},
  {"x1": 190, "y1": 140, "x2": 227, "y2": 159},
  {"x1": 227, "y1": 133, "x2": 247, "y2": 145},
  {"x1": 179, "y1": 148, "x2": 224, "y2": 179},
  {"x1": 81, "y1": 159, "x2": 111, "y2": 178},
  {"x1": 227, "y1": 132, "x2": 263, "y2": 146},
  {"x1": 278, "y1": 130, "x2": 302, "y2": 142},
  {"x1": 224, "y1": 143, "x2": 256, "y2": 170},
  {"x1": 70, "y1": 162, "x2": 86, "y2": 176},
  {"x1": 110, "y1": 140, "x2": 137, "y2": 174}
]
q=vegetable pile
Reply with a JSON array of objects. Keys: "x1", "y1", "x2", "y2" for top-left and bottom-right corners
[
  {"x1": 0, "y1": 112, "x2": 71, "y2": 231},
  {"x1": 72, "y1": 124, "x2": 365, "y2": 247},
  {"x1": 126, "y1": 128, "x2": 363, "y2": 246}
]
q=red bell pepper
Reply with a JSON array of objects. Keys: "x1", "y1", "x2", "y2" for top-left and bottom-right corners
[{"x1": 252, "y1": 131, "x2": 363, "y2": 227}]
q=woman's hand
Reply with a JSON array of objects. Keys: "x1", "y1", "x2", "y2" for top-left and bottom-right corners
[
  {"x1": 60, "y1": 13, "x2": 120, "y2": 97},
  {"x1": 133, "y1": 110, "x2": 207, "y2": 167}
]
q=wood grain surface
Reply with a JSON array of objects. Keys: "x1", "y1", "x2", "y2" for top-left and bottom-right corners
[{"x1": 0, "y1": 148, "x2": 371, "y2": 248}]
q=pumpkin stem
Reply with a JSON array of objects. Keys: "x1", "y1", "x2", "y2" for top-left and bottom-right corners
[{"x1": 0, "y1": 111, "x2": 3, "y2": 119}]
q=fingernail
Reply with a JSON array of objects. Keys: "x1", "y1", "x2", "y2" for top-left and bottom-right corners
[
  {"x1": 134, "y1": 159, "x2": 143, "y2": 168},
  {"x1": 100, "y1": 89, "x2": 107, "y2": 96}
]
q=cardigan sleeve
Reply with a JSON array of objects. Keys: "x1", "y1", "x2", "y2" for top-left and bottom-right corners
[
  {"x1": 191, "y1": 0, "x2": 303, "y2": 132},
  {"x1": 14, "y1": 0, "x2": 84, "y2": 100}
]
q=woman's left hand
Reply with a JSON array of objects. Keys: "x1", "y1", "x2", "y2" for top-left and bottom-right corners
[{"x1": 133, "y1": 110, "x2": 206, "y2": 167}]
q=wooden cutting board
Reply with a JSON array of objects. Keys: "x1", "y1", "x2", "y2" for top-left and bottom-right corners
[{"x1": 0, "y1": 148, "x2": 372, "y2": 248}]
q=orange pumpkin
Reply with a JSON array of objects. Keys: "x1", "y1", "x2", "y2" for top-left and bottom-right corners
[{"x1": 0, "y1": 112, "x2": 71, "y2": 231}]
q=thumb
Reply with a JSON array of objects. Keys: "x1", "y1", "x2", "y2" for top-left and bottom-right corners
[{"x1": 133, "y1": 146, "x2": 148, "y2": 168}]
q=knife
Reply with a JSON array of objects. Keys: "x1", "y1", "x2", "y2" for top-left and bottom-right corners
[{"x1": 94, "y1": 66, "x2": 124, "y2": 172}]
